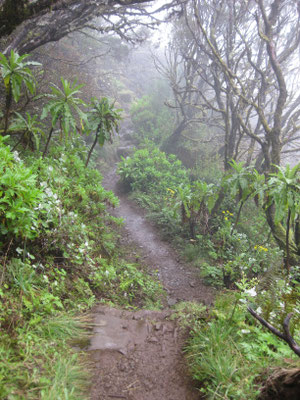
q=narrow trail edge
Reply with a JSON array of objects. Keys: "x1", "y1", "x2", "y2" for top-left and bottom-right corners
[{"x1": 88, "y1": 130, "x2": 214, "y2": 400}]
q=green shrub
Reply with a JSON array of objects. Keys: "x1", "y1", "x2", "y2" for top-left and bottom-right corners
[
  {"x1": 118, "y1": 143, "x2": 189, "y2": 239},
  {"x1": 118, "y1": 143, "x2": 188, "y2": 194},
  {"x1": 0, "y1": 136, "x2": 42, "y2": 241},
  {"x1": 182, "y1": 291, "x2": 299, "y2": 400},
  {"x1": 187, "y1": 214, "x2": 282, "y2": 288},
  {"x1": 131, "y1": 95, "x2": 173, "y2": 145},
  {"x1": 25, "y1": 145, "x2": 120, "y2": 265}
]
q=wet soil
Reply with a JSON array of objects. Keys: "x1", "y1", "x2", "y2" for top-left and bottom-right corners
[
  {"x1": 89, "y1": 129, "x2": 214, "y2": 400},
  {"x1": 89, "y1": 306, "x2": 200, "y2": 400},
  {"x1": 102, "y1": 168, "x2": 214, "y2": 307}
]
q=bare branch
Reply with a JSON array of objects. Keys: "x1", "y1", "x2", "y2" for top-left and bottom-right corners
[
  {"x1": 248, "y1": 307, "x2": 300, "y2": 357},
  {"x1": 0, "y1": 0, "x2": 183, "y2": 54}
]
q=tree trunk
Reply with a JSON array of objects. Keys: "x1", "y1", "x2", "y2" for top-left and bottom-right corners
[
  {"x1": 161, "y1": 120, "x2": 187, "y2": 154},
  {"x1": 12, "y1": 131, "x2": 26, "y2": 151},
  {"x1": 85, "y1": 132, "x2": 99, "y2": 167},
  {"x1": 211, "y1": 187, "x2": 225, "y2": 219},
  {"x1": 42, "y1": 127, "x2": 54, "y2": 158},
  {"x1": 285, "y1": 208, "x2": 291, "y2": 272},
  {"x1": 265, "y1": 206, "x2": 300, "y2": 267},
  {"x1": 4, "y1": 87, "x2": 12, "y2": 134}
]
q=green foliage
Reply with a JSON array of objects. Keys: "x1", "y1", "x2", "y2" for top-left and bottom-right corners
[
  {"x1": 91, "y1": 259, "x2": 163, "y2": 307},
  {"x1": 0, "y1": 50, "x2": 41, "y2": 102},
  {"x1": 0, "y1": 140, "x2": 164, "y2": 397},
  {"x1": 182, "y1": 161, "x2": 300, "y2": 286},
  {"x1": 0, "y1": 251, "x2": 91, "y2": 399},
  {"x1": 178, "y1": 181, "x2": 217, "y2": 217},
  {"x1": 40, "y1": 77, "x2": 87, "y2": 136},
  {"x1": 1, "y1": 48, "x2": 299, "y2": 400},
  {"x1": 0, "y1": 133, "x2": 169, "y2": 396},
  {"x1": 224, "y1": 161, "x2": 300, "y2": 264},
  {"x1": 0, "y1": 309, "x2": 88, "y2": 399},
  {"x1": 27, "y1": 144, "x2": 120, "y2": 265},
  {"x1": 118, "y1": 143, "x2": 188, "y2": 193},
  {"x1": 175, "y1": 181, "x2": 218, "y2": 237},
  {"x1": 268, "y1": 164, "x2": 300, "y2": 224},
  {"x1": 192, "y1": 218, "x2": 282, "y2": 288},
  {"x1": 172, "y1": 301, "x2": 207, "y2": 329},
  {"x1": 252, "y1": 274, "x2": 300, "y2": 334},
  {"x1": 199, "y1": 262, "x2": 224, "y2": 287},
  {"x1": 0, "y1": 53, "x2": 171, "y2": 399},
  {"x1": 118, "y1": 143, "x2": 189, "y2": 238},
  {"x1": 86, "y1": 97, "x2": 122, "y2": 146},
  {"x1": 8, "y1": 111, "x2": 45, "y2": 150},
  {"x1": 85, "y1": 97, "x2": 122, "y2": 167},
  {"x1": 183, "y1": 291, "x2": 299, "y2": 400},
  {"x1": 225, "y1": 160, "x2": 263, "y2": 202},
  {"x1": 130, "y1": 94, "x2": 173, "y2": 145},
  {"x1": 0, "y1": 136, "x2": 42, "y2": 239}
]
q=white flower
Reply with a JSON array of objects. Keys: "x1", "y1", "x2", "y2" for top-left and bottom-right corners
[
  {"x1": 13, "y1": 151, "x2": 21, "y2": 162},
  {"x1": 256, "y1": 307, "x2": 262, "y2": 314},
  {"x1": 240, "y1": 329, "x2": 250, "y2": 334},
  {"x1": 45, "y1": 188, "x2": 53, "y2": 197},
  {"x1": 245, "y1": 287, "x2": 257, "y2": 297}
]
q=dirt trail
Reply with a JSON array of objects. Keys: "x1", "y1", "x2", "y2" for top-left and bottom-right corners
[
  {"x1": 103, "y1": 168, "x2": 214, "y2": 306},
  {"x1": 88, "y1": 128, "x2": 214, "y2": 400}
]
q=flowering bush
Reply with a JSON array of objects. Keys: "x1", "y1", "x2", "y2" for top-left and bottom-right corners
[{"x1": 0, "y1": 137, "x2": 43, "y2": 240}]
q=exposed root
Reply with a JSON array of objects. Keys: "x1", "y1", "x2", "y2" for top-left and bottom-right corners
[{"x1": 259, "y1": 367, "x2": 300, "y2": 400}]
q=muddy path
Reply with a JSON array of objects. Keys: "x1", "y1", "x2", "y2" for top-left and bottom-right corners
[
  {"x1": 88, "y1": 129, "x2": 214, "y2": 400},
  {"x1": 102, "y1": 167, "x2": 214, "y2": 307}
]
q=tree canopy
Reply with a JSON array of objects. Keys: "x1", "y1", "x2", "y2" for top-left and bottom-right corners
[
  {"x1": 0, "y1": 0, "x2": 179, "y2": 54},
  {"x1": 158, "y1": 0, "x2": 300, "y2": 172}
]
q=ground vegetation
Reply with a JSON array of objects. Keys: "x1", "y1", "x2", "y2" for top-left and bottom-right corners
[
  {"x1": 0, "y1": 50, "x2": 162, "y2": 398},
  {"x1": 1, "y1": 1, "x2": 300, "y2": 398}
]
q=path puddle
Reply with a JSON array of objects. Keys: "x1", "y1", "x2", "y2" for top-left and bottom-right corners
[
  {"x1": 89, "y1": 307, "x2": 202, "y2": 400},
  {"x1": 89, "y1": 306, "x2": 148, "y2": 354}
]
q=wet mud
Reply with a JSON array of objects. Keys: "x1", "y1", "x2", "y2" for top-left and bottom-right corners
[{"x1": 89, "y1": 129, "x2": 214, "y2": 399}]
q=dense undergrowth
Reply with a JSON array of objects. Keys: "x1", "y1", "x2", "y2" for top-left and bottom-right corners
[
  {"x1": 0, "y1": 136, "x2": 163, "y2": 399},
  {"x1": 174, "y1": 296, "x2": 299, "y2": 400},
  {"x1": 0, "y1": 47, "x2": 299, "y2": 399},
  {"x1": 0, "y1": 51, "x2": 163, "y2": 399},
  {"x1": 117, "y1": 93, "x2": 300, "y2": 398},
  {"x1": 118, "y1": 141, "x2": 188, "y2": 238},
  {"x1": 119, "y1": 141, "x2": 300, "y2": 398}
]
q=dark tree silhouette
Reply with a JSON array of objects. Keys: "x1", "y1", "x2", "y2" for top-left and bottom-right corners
[{"x1": 0, "y1": 0, "x2": 181, "y2": 54}]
